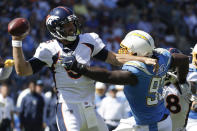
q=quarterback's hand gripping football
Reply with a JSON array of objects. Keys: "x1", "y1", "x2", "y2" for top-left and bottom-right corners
[{"x1": 8, "y1": 18, "x2": 30, "y2": 41}]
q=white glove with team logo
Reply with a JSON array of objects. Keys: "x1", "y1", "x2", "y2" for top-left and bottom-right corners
[{"x1": 166, "y1": 72, "x2": 178, "y2": 84}]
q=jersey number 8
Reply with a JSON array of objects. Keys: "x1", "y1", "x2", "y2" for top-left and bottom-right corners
[{"x1": 166, "y1": 94, "x2": 181, "y2": 114}]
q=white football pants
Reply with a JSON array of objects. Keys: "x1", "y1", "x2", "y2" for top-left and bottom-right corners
[
  {"x1": 113, "y1": 115, "x2": 172, "y2": 131},
  {"x1": 56, "y1": 102, "x2": 109, "y2": 131}
]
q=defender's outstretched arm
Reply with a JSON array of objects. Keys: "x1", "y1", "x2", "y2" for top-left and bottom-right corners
[{"x1": 170, "y1": 53, "x2": 189, "y2": 84}]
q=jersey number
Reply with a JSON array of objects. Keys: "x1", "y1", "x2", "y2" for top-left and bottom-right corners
[
  {"x1": 147, "y1": 77, "x2": 164, "y2": 106},
  {"x1": 166, "y1": 94, "x2": 181, "y2": 114}
]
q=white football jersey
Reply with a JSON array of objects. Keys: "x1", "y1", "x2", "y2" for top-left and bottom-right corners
[
  {"x1": 33, "y1": 33, "x2": 106, "y2": 103},
  {"x1": 163, "y1": 84, "x2": 190, "y2": 131}
]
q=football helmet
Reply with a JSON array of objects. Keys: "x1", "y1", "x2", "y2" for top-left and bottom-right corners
[
  {"x1": 118, "y1": 30, "x2": 155, "y2": 57},
  {"x1": 167, "y1": 47, "x2": 182, "y2": 54},
  {"x1": 46, "y1": 6, "x2": 81, "y2": 41},
  {"x1": 192, "y1": 44, "x2": 197, "y2": 68}
]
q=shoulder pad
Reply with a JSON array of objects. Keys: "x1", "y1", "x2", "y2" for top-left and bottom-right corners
[
  {"x1": 154, "y1": 48, "x2": 171, "y2": 68},
  {"x1": 124, "y1": 61, "x2": 152, "y2": 75},
  {"x1": 80, "y1": 32, "x2": 99, "y2": 43},
  {"x1": 39, "y1": 39, "x2": 58, "y2": 51}
]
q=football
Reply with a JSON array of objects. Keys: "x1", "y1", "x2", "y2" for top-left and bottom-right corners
[{"x1": 8, "y1": 18, "x2": 30, "y2": 36}]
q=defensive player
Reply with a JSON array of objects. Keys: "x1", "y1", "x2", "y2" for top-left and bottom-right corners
[
  {"x1": 186, "y1": 44, "x2": 197, "y2": 131},
  {"x1": 61, "y1": 30, "x2": 189, "y2": 131},
  {"x1": 10, "y1": 6, "x2": 157, "y2": 131},
  {"x1": 188, "y1": 44, "x2": 197, "y2": 98},
  {"x1": 186, "y1": 70, "x2": 197, "y2": 131},
  {"x1": 162, "y1": 48, "x2": 192, "y2": 131},
  {"x1": 190, "y1": 44, "x2": 197, "y2": 72}
]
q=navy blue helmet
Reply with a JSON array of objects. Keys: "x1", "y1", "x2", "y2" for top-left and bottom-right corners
[{"x1": 46, "y1": 6, "x2": 81, "y2": 41}]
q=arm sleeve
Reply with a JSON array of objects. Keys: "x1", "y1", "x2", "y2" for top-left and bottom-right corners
[
  {"x1": 0, "y1": 67, "x2": 13, "y2": 80},
  {"x1": 28, "y1": 57, "x2": 47, "y2": 74},
  {"x1": 86, "y1": 33, "x2": 106, "y2": 57},
  {"x1": 33, "y1": 43, "x2": 53, "y2": 67},
  {"x1": 93, "y1": 47, "x2": 109, "y2": 61}
]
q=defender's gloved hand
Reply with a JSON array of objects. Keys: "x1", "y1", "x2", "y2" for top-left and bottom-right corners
[
  {"x1": 60, "y1": 54, "x2": 77, "y2": 70},
  {"x1": 164, "y1": 72, "x2": 177, "y2": 86},
  {"x1": 60, "y1": 54, "x2": 87, "y2": 74}
]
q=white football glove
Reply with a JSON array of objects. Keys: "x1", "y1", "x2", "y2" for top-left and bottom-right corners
[{"x1": 166, "y1": 72, "x2": 177, "y2": 84}]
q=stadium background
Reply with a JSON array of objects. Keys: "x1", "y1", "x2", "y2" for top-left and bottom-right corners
[{"x1": 0, "y1": 0, "x2": 197, "y2": 130}]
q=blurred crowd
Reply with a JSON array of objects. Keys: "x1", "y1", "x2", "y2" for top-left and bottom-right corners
[{"x1": 0, "y1": 0, "x2": 197, "y2": 130}]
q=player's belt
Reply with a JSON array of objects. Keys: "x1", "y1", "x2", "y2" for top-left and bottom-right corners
[{"x1": 159, "y1": 114, "x2": 168, "y2": 122}]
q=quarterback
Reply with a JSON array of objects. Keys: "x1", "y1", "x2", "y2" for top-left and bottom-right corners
[
  {"x1": 10, "y1": 6, "x2": 157, "y2": 131},
  {"x1": 186, "y1": 44, "x2": 197, "y2": 131},
  {"x1": 61, "y1": 30, "x2": 189, "y2": 131}
]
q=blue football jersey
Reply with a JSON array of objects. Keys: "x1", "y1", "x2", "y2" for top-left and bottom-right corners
[{"x1": 122, "y1": 48, "x2": 171, "y2": 125}]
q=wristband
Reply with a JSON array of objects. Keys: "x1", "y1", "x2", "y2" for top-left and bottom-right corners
[{"x1": 12, "y1": 40, "x2": 22, "y2": 47}]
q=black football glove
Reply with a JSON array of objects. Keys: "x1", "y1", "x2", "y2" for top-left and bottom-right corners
[
  {"x1": 60, "y1": 54, "x2": 76, "y2": 70},
  {"x1": 60, "y1": 54, "x2": 87, "y2": 74}
]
